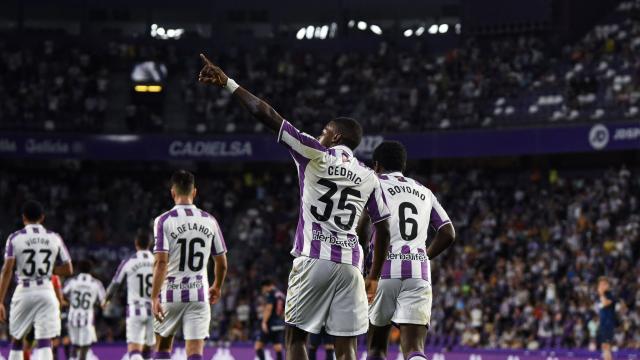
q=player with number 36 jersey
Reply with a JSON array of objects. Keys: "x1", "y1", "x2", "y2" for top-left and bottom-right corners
[{"x1": 150, "y1": 170, "x2": 228, "y2": 360}]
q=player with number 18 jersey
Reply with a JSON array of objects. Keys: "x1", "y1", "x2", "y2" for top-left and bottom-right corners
[{"x1": 105, "y1": 233, "x2": 155, "y2": 352}]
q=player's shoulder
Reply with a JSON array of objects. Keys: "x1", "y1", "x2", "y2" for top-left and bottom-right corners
[
  {"x1": 154, "y1": 208, "x2": 179, "y2": 223},
  {"x1": 7, "y1": 228, "x2": 27, "y2": 241}
]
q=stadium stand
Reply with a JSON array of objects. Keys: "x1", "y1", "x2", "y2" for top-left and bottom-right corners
[{"x1": 0, "y1": 163, "x2": 637, "y2": 349}]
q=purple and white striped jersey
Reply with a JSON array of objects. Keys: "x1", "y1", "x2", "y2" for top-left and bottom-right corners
[
  {"x1": 109, "y1": 250, "x2": 153, "y2": 317},
  {"x1": 278, "y1": 120, "x2": 390, "y2": 272},
  {"x1": 377, "y1": 172, "x2": 451, "y2": 282},
  {"x1": 153, "y1": 204, "x2": 227, "y2": 303},
  {"x1": 4, "y1": 224, "x2": 71, "y2": 287},
  {"x1": 63, "y1": 273, "x2": 106, "y2": 327}
]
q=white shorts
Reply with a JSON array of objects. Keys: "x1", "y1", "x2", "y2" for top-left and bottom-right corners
[
  {"x1": 10, "y1": 288, "x2": 61, "y2": 339},
  {"x1": 68, "y1": 325, "x2": 97, "y2": 346},
  {"x1": 153, "y1": 302, "x2": 211, "y2": 340},
  {"x1": 127, "y1": 315, "x2": 155, "y2": 346},
  {"x1": 369, "y1": 278, "x2": 432, "y2": 327},
  {"x1": 285, "y1": 257, "x2": 368, "y2": 337}
]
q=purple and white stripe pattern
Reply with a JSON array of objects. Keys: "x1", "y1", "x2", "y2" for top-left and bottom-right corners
[
  {"x1": 153, "y1": 204, "x2": 226, "y2": 303},
  {"x1": 376, "y1": 172, "x2": 452, "y2": 282},
  {"x1": 63, "y1": 273, "x2": 106, "y2": 328},
  {"x1": 278, "y1": 120, "x2": 390, "y2": 272},
  {"x1": 7, "y1": 225, "x2": 71, "y2": 284}
]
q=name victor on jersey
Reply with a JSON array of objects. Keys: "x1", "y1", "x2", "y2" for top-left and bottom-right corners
[
  {"x1": 24, "y1": 237, "x2": 52, "y2": 247},
  {"x1": 169, "y1": 222, "x2": 215, "y2": 240},
  {"x1": 327, "y1": 165, "x2": 362, "y2": 184},
  {"x1": 386, "y1": 185, "x2": 427, "y2": 200}
]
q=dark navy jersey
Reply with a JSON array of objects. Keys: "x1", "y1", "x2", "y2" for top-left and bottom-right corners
[
  {"x1": 265, "y1": 288, "x2": 286, "y2": 328},
  {"x1": 598, "y1": 291, "x2": 616, "y2": 329}
]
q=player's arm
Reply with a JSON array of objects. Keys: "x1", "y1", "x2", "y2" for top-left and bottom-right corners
[
  {"x1": 427, "y1": 223, "x2": 455, "y2": 259},
  {"x1": 426, "y1": 192, "x2": 455, "y2": 259},
  {"x1": 54, "y1": 235, "x2": 73, "y2": 276},
  {"x1": 198, "y1": 54, "x2": 283, "y2": 133},
  {"x1": 103, "y1": 259, "x2": 128, "y2": 305},
  {"x1": 151, "y1": 252, "x2": 168, "y2": 320},
  {"x1": 261, "y1": 301, "x2": 273, "y2": 333},
  {"x1": 0, "y1": 258, "x2": 15, "y2": 305},
  {"x1": 210, "y1": 253, "x2": 227, "y2": 304},
  {"x1": 368, "y1": 219, "x2": 390, "y2": 282}
]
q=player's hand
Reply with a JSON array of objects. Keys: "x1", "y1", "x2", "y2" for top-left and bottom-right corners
[
  {"x1": 365, "y1": 278, "x2": 379, "y2": 304},
  {"x1": 261, "y1": 321, "x2": 269, "y2": 334},
  {"x1": 209, "y1": 286, "x2": 222, "y2": 304},
  {"x1": 0, "y1": 304, "x2": 6, "y2": 323},
  {"x1": 152, "y1": 297, "x2": 165, "y2": 322},
  {"x1": 101, "y1": 301, "x2": 109, "y2": 310},
  {"x1": 199, "y1": 54, "x2": 229, "y2": 87}
]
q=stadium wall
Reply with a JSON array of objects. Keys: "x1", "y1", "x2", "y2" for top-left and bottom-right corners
[{"x1": 0, "y1": 122, "x2": 638, "y2": 162}]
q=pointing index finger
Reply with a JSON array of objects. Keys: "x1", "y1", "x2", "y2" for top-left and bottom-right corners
[{"x1": 200, "y1": 53, "x2": 214, "y2": 66}]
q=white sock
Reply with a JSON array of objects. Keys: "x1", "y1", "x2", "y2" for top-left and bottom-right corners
[
  {"x1": 34, "y1": 347, "x2": 54, "y2": 360},
  {"x1": 130, "y1": 354, "x2": 144, "y2": 360},
  {"x1": 8, "y1": 350, "x2": 23, "y2": 360},
  {"x1": 407, "y1": 356, "x2": 427, "y2": 360}
]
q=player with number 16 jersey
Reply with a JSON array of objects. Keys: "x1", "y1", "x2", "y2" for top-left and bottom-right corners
[{"x1": 151, "y1": 170, "x2": 228, "y2": 360}]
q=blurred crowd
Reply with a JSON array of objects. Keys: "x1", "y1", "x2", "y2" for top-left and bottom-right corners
[
  {"x1": 1, "y1": 1, "x2": 638, "y2": 134},
  {"x1": 0, "y1": 162, "x2": 638, "y2": 349}
]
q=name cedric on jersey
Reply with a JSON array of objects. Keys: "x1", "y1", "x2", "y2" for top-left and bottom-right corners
[
  {"x1": 169, "y1": 222, "x2": 216, "y2": 240},
  {"x1": 328, "y1": 165, "x2": 362, "y2": 184}
]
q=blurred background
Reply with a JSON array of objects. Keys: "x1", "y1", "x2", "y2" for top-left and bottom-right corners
[{"x1": 0, "y1": 0, "x2": 638, "y2": 357}]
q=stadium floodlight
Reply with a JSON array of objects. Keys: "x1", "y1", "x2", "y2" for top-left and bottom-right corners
[
  {"x1": 167, "y1": 29, "x2": 175, "y2": 37},
  {"x1": 455, "y1": 23, "x2": 462, "y2": 34},
  {"x1": 439, "y1": 24, "x2": 449, "y2": 33},
  {"x1": 296, "y1": 27, "x2": 306, "y2": 40},
  {"x1": 403, "y1": 29, "x2": 413, "y2": 37},
  {"x1": 157, "y1": 27, "x2": 166, "y2": 36},
  {"x1": 370, "y1": 25, "x2": 383, "y2": 35},
  {"x1": 305, "y1": 26, "x2": 314, "y2": 39},
  {"x1": 357, "y1": 21, "x2": 367, "y2": 30},
  {"x1": 415, "y1": 26, "x2": 425, "y2": 36},
  {"x1": 319, "y1": 25, "x2": 329, "y2": 39},
  {"x1": 428, "y1": 24, "x2": 438, "y2": 34},
  {"x1": 329, "y1": 22, "x2": 338, "y2": 38},
  {"x1": 348, "y1": 20, "x2": 355, "y2": 28}
]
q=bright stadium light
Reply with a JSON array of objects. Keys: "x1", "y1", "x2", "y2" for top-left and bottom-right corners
[
  {"x1": 439, "y1": 24, "x2": 449, "y2": 33},
  {"x1": 348, "y1": 20, "x2": 355, "y2": 28},
  {"x1": 428, "y1": 24, "x2": 438, "y2": 34},
  {"x1": 415, "y1": 26, "x2": 425, "y2": 36},
  {"x1": 319, "y1": 25, "x2": 329, "y2": 39},
  {"x1": 305, "y1": 26, "x2": 314, "y2": 39},
  {"x1": 403, "y1": 29, "x2": 413, "y2": 37},
  {"x1": 455, "y1": 23, "x2": 462, "y2": 34},
  {"x1": 357, "y1": 21, "x2": 367, "y2": 30},
  {"x1": 329, "y1": 22, "x2": 338, "y2": 37},
  {"x1": 296, "y1": 27, "x2": 306, "y2": 40},
  {"x1": 370, "y1": 25, "x2": 382, "y2": 35}
]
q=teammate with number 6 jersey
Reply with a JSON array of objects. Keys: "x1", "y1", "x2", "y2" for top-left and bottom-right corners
[
  {"x1": 366, "y1": 141, "x2": 456, "y2": 360},
  {"x1": 62, "y1": 260, "x2": 106, "y2": 360},
  {"x1": 103, "y1": 231, "x2": 155, "y2": 360},
  {"x1": 197, "y1": 53, "x2": 391, "y2": 360},
  {"x1": 151, "y1": 170, "x2": 228, "y2": 360},
  {"x1": 0, "y1": 200, "x2": 73, "y2": 360}
]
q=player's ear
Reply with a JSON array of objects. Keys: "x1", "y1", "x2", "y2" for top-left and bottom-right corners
[
  {"x1": 39, "y1": 215, "x2": 45, "y2": 224},
  {"x1": 170, "y1": 187, "x2": 176, "y2": 200},
  {"x1": 192, "y1": 187, "x2": 197, "y2": 199},
  {"x1": 332, "y1": 132, "x2": 342, "y2": 147}
]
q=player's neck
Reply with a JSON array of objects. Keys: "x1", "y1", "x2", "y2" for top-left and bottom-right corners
[
  {"x1": 23, "y1": 222, "x2": 41, "y2": 227},
  {"x1": 173, "y1": 198, "x2": 194, "y2": 206}
]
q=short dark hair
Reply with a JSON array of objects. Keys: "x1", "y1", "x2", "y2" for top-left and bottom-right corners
[
  {"x1": 22, "y1": 200, "x2": 44, "y2": 222},
  {"x1": 171, "y1": 170, "x2": 195, "y2": 196},
  {"x1": 372, "y1": 141, "x2": 407, "y2": 172},
  {"x1": 77, "y1": 260, "x2": 92, "y2": 274},
  {"x1": 135, "y1": 230, "x2": 151, "y2": 250},
  {"x1": 330, "y1": 117, "x2": 363, "y2": 150}
]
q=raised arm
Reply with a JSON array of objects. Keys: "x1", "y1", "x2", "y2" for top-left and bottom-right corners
[{"x1": 198, "y1": 53, "x2": 284, "y2": 133}]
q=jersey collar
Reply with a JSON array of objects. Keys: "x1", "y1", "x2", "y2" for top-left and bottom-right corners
[
  {"x1": 173, "y1": 204, "x2": 196, "y2": 208},
  {"x1": 385, "y1": 171, "x2": 404, "y2": 177},
  {"x1": 330, "y1": 145, "x2": 354, "y2": 157},
  {"x1": 24, "y1": 224, "x2": 43, "y2": 228}
]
